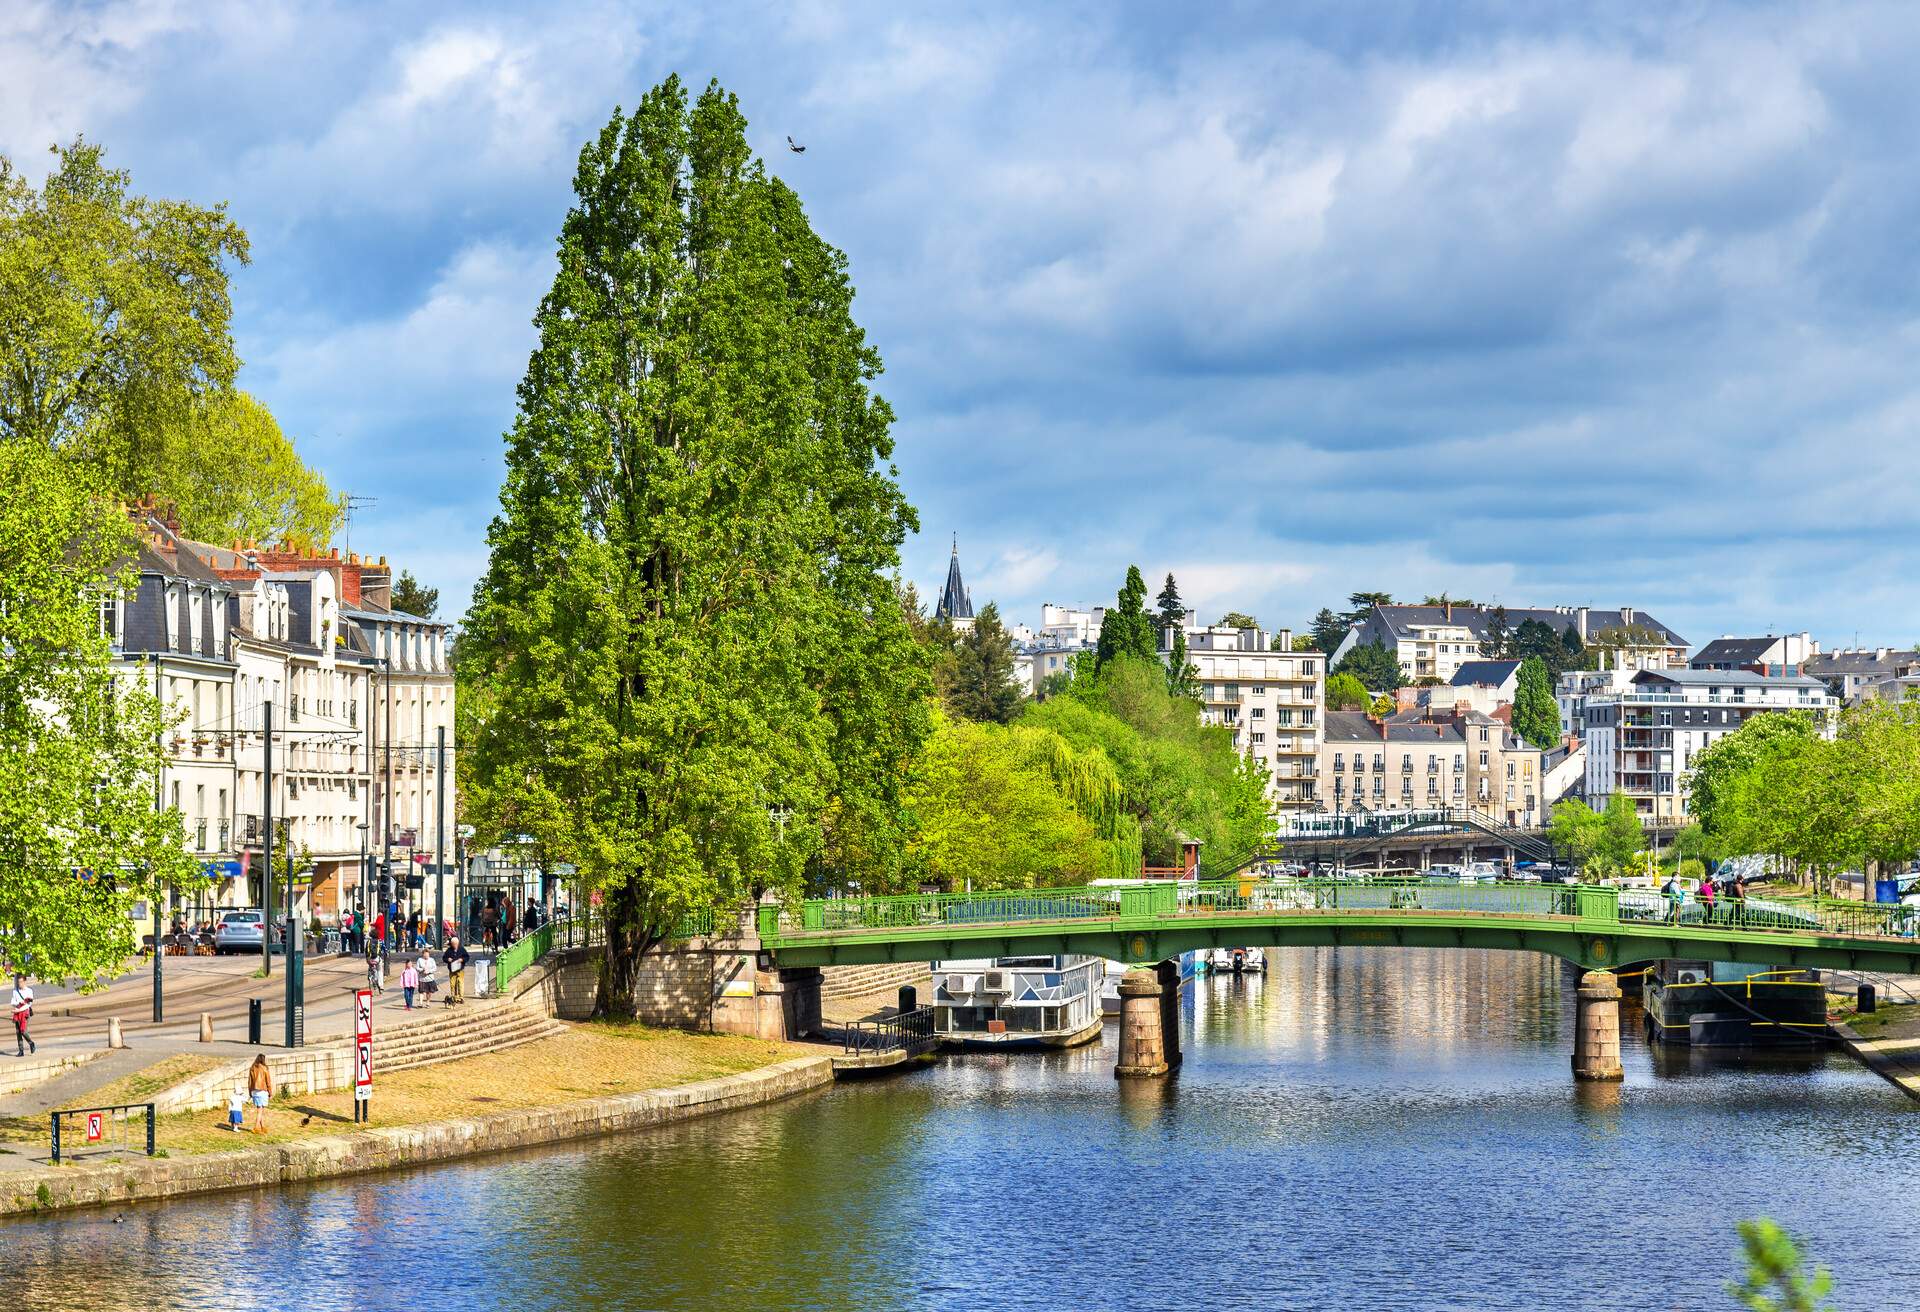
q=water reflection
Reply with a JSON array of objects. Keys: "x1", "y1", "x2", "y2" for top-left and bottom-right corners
[{"x1": 2, "y1": 947, "x2": 1916, "y2": 1312}]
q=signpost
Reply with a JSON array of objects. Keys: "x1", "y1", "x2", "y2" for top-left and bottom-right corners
[
  {"x1": 353, "y1": 987, "x2": 373, "y2": 1122},
  {"x1": 85, "y1": 1111, "x2": 103, "y2": 1143}
]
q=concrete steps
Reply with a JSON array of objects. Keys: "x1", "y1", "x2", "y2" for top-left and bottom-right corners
[{"x1": 351, "y1": 1002, "x2": 568, "y2": 1074}]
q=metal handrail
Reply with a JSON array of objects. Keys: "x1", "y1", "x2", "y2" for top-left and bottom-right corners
[
  {"x1": 842, "y1": 1007, "x2": 936, "y2": 1055},
  {"x1": 51, "y1": 1102, "x2": 156, "y2": 1163}
]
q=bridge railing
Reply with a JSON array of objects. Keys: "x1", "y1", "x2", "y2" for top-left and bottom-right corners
[{"x1": 762, "y1": 878, "x2": 1920, "y2": 948}]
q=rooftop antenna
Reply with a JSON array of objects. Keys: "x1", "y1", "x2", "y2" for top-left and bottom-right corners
[{"x1": 342, "y1": 493, "x2": 377, "y2": 557}]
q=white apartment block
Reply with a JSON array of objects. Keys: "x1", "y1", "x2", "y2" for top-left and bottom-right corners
[
  {"x1": 1582, "y1": 669, "x2": 1835, "y2": 822},
  {"x1": 1164, "y1": 623, "x2": 1323, "y2": 812}
]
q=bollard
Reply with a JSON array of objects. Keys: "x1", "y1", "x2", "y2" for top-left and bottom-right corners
[
  {"x1": 1859, "y1": 984, "x2": 1877, "y2": 1015},
  {"x1": 106, "y1": 1016, "x2": 124, "y2": 1049},
  {"x1": 248, "y1": 997, "x2": 263, "y2": 1046},
  {"x1": 200, "y1": 1012, "x2": 214, "y2": 1043},
  {"x1": 897, "y1": 984, "x2": 917, "y2": 1016}
]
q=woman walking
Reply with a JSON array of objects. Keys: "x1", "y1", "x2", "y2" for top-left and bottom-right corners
[
  {"x1": 10, "y1": 975, "x2": 34, "y2": 1057},
  {"x1": 247, "y1": 1054, "x2": 274, "y2": 1133}
]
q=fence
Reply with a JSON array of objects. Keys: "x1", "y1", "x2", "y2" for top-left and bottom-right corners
[
  {"x1": 491, "y1": 906, "x2": 731, "y2": 995},
  {"x1": 51, "y1": 1102, "x2": 156, "y2": 1164},
  {"x1": 842, "y1": 1007, "x2": 936, "y2": 1057}
]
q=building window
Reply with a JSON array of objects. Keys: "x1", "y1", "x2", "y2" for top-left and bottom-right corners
[
  {"x1": 1478, "y1": 750, "x2": 1489, "y2": 767},
  {"x1": 1333, "y1": 753, "x2": 1344, "y2": 772},
  {"x1": 98, "y1": 597, "x2": 118, "y2": 640},
  {"x1": 1401, "y1": 754, "x2": 1413, "y2": 773}
]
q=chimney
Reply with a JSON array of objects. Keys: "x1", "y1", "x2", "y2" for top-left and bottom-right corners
[
  {"x1": 1621, "y1": 606, "x2": 1635, "y2": 625},
  {"x1": 1576, "y1": 606, "x2": 1590, "y2": 641},
  {"x1": 1444, "y1": 600, "x2": 1452, "y2": 621}
]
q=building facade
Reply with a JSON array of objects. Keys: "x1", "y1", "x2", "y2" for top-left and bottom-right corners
[
  {"x1": 1689, "y1": 632, "x2": 1818, "y2": 673},
  {"x1": 1582, "y1": 669, "x2": 1835, "y2": 821},
  {"x1": 1164, "y1": 623, "x2": 1324, "y2": 812},
  {"x1": 1804, "y1": 648, "x2": 1920, "y2": 704},
  {"x1": 110, "y1": 518, "x2": 243, "y2": 917},
  {"x1": 1335, "y1": 603, "x2": 1686, "y2": 684},
  {"x1": 1319, "y1": 709, "x2": 1543, "y2": 827}
]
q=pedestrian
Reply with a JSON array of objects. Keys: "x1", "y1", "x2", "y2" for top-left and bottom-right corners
[
  {"x1": 1731, "y1": 872, "x2": 1748, "y2": 919},
  {"x1": 341, "y1": 910, "x2": 354, "y2": 955},
  {"x1": 10, "y1": 974, "x2": 34, "y2": 1057},
  {"x1": 401, "y1": 957, "x2": 418, "y2": 1010},
  {"x1": 445, "y1": 936, "x2": 469, "y2": 1004},
  {"x1": 502, "y1": 899, "x2": 517, "y2": 945},
  {"x1": 481, "y1": 901, "x2": 498, "y2": 949},
  {"x1": 1698, "y1": 875, "x2": 1717, "y2": 923},
  {"x1": 1661, "y1": 872, "x2": 1683, "y2": 924},
  {"x1": 417, "y1": 950, "x2": 438, "y2": 1002},
  {"x1": 247, "y1": 1054, "x2": 274, "y2": 1133},
  {"x1": 371, "y1": 909, "x2": 386, "y2": 958},
  {"x1": 408, "y1": 910, "x2": 422, "y2": 951},
  {"x1": 367, "y1": 942, "x2": 385, "y2": 994},
  {"x1": 226, "y1": 1082, "x2": 246, "y2": 1132}
]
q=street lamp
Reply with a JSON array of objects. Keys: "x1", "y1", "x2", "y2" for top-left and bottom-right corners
[{"x1": 356, "y1": 821, "x2": 371, "y2": 953}]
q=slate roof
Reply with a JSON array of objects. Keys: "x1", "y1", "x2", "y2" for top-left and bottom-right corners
[
  {"x1": 1690, "y1": 637, "x2": 1780, "y2": 666},
  {"x1": 1449, "y1": 659, "x2": 1521, "y2": 687},
  {"x1": 1324, "y1": 710, "x2": 1469, "y2": 745},
  {"x1": 1367, "y1": 604, "x2": 1685, "y2": 648},
  {"x1": 1632, "y1": 669, "x2": 1827, "y2": 690}
]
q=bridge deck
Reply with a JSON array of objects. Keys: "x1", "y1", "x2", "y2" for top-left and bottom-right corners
[{"x1": 760, "y1": 880, "x2": 1920, "y2": 975}]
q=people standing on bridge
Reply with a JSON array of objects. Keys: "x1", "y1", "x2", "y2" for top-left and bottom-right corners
[
  {"x1": 10, "y1": 975, "x2": 34, "y2": 1057},
  {"x1": 1698, "y1": 875, "x2": 1717, "y2": 923},
  {"x1": 1662, "y1": 874, "x2": 1684, "y2": 924},
  {"x1": 247, "y1": 1054, "x2": 274, "y2": 1133},
  {"x1": 1731, "y1": 873, "x2": 1748, "y2": 920}
]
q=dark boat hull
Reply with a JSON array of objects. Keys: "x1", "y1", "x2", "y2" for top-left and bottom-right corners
[{"x1": 1644, "y1": 974, "x2": 1827, "y2": 1048}]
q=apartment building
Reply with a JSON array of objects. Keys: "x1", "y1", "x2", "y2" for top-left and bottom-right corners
[
  {"x1": 351, "y1": 592, "x2": 458, "y2": 883},
  {"x1": 1335, "y1": 603, "x2": 1686, "y2": 684},
  {"x1": 1805, "y1": 647, "x2": 1920, "y2": 704},
  {"x1": 110, "y1": 517, "x2": 243, "y2": 916},
  {"x1": 1583, "y1": 669, "x2": 1835, "y2": 821},
  {"x1": 1320, "y1": 709, "x2": 1543, "y2": 827},
  {"x1": 1163, "y1": 623, "x2": 1324, "y2": 812},
  {"x1": 1689, "y1": 632, "x2": 1818, "y2": 674}
]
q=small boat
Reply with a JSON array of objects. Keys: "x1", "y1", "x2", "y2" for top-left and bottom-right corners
[
  {"x1": 932, "y1": 955, "x2": 1105, "y2": 1048},
  {"x1": 1643, "y1": 959, "x2": 1827, "y2": 1048}
]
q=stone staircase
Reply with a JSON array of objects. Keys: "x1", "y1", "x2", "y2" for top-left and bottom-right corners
[{"x1": 370, "y1": 1001, "x2": 568, "y2": 1074}]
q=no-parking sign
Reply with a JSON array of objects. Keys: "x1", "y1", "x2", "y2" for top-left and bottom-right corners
[
  {"x1": 354, "y1": 988, "x2": 373, "y2": 1102},
  {"x1": 85, "y1": 1111, "x2": 103, "y2": 1142}
]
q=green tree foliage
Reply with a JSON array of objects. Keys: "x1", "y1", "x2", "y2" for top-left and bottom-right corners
[
  {"x1": 0, "y1": 442, "x2": 196, "y2": 981},
  {"x1": 1670, "y1": 822, "x2": 1718, "y2": 866},
  {"x1": 1369, "y1": 693, "x2": 1396, "y2": 717},
  {"x1": 1324, "y1": 671, "x2": 1370, "y2": 711},
  {"x1": 0, "y1": 141, "x2": 338, "y2": 542},
  {"x1": 390, "y1": 570, "x2": 439, "y2": 620},
  {"x1": 1217, "y1": 611, "x2": 1258, "y2": 630},
  {"x1": 1155, "y1": 573, "x2": 1184, "y2": 629},
  {"x1": 1561, "y1": 623, "x2": 1590, "y2": 672},
  {"x1": 1420, "y1": 593, "x2": 1478, "y2": 608},
  {"x1": 900, "y1": 713, "x2": 1107, "y2": 891},
  {"x1": 1548, "y1": 799, "x2": 1603, "y2": 871},
  {"x1": 1727, "y1": 1218, "x2": 1833, "y2": 1312},
  {"x1": 1335, "y1": 640, "x2": 1404, "y2": 692},
  {"x1": 1306, "y1": 607, "x2": 1347, "y2": 656},
  {"x1": 1588, "y1": 622, "x2": 1670, "y2": 666},
  {"x1": 945, "y1": 602, "x2": 1021, "y2": 724},
  {"x1": 1023, "y1": 657, "x2": 1272, "y2": 868},
  {"x1": 1598, "y1": 792, "x2": 1647, "y2": 868},
  {"x1": 1095, "y1": 565, "x2": 1157, "y2": 671},
  {"x1": 1480, "y1": 605, "x2": 1512, "y2": 658},
  {"x1": 1688, "y1": 703, "x2": 1920, "y2": 896},
  {"x1": 1512, "y1": 656, "x2": 1561, "y2": 748},
  {"x1": 460, "y1": 80, "x2": 930, "y2": 1013},
  {"x1": 146, "y1": 392, "x2": 341, "y2": 547}
]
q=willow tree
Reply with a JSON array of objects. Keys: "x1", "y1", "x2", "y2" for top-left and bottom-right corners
[{"x1": 461, "y1": 78, "x2": 929, "y2": 1012}]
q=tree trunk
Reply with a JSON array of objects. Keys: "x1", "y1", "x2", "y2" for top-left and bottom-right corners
[{"x1": 600, "y1": 880, "x2": 649, "y2": 1021}]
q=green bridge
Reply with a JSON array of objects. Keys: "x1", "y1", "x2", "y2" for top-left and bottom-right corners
[
  {"x1": 758, "y1": 878, "x2": 1917, "y2": 1081},
  {"x1": 758, "y1": 879, "x2": 1920, "y2": 976}
]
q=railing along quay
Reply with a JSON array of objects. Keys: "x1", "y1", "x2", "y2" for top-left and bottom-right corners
[{"x1": 842, "y1": 1007, "x2": 936, "y2": 1057}]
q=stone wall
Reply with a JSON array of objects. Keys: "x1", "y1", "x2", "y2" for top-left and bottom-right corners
[
  {"x1": 3, "y1": 1056, "x2": 834, "y2": 1217},
  {"x1": 157, "y1": 1047, "x2": 355, "y2": 1116}
]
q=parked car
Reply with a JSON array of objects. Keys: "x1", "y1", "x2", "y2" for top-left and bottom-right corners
[{"x1": 214, "y1": 909, "x2": 269, "y2": 955}]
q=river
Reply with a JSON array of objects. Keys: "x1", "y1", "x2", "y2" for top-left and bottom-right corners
[{"x1": 4, "y1": 947, "x2": 1917, "y2": 1311}]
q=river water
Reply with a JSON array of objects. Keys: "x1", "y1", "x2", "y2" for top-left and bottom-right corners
[{"x1": 5, "y1": 947, "x2": 1919, "y2": 1311}]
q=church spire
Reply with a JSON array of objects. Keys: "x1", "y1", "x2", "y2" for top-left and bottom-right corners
[{"x1": 935, "y1": 537, "x2": 973, "y2": 624}]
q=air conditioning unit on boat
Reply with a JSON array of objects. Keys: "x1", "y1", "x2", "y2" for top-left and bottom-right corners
[
  {"x1": 982, "y1": 970, "x2": 1011, "y2": 995},
  {"x1": 1675, "y1": 969, "x2": 1705, "y2": 985},
  {"x1": 944, "y1": 973, "x2": 976, "y2": 996}
]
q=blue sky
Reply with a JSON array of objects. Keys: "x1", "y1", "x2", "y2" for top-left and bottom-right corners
[{"x1": 9, "y1": 1, "x2": 1920, "y2": 650}]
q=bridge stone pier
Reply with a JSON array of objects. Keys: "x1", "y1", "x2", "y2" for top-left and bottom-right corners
[
  {"x1": 1571, "y1": 970, "x2": 1624, "y2": 1082},
  {"x1": 1115, "y1": 960, "x2": 1184, "y2": 1079}
]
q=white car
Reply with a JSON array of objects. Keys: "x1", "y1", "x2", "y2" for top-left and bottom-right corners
[{"x1": 214, "y1": 909, "x2": 270, "y2": 954}]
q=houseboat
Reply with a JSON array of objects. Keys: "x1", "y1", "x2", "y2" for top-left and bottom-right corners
[
  {"x1": 1204, "y1": 947, "x2": 1265, "y2": 974},
  {"x1": 932, "y1": 954, "x2": 1105, "y2": 1048},
  {"x1": 1643, "y1": 959, "x2": 1828, "y2": 1048}
]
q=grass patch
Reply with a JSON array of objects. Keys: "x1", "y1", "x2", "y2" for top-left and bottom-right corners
[
  {"x1": 144, "y1": 1023, "x2": 808, "y2": 1158},
  {"x1": 80, "y1": 1053, "x2": 228, "y2": 1109},
  {"x1": 1834, "y1": 1001, "x2": 1920, "y2": 1037}
]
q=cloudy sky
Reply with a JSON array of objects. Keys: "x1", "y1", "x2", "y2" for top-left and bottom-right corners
[{"x1": 8, "y1": 1, "x2": 1919, "y2": 649}]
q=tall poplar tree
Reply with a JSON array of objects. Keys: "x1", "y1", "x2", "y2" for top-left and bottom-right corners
[
  {"x1": 461, "y1": 79, "x2": 930, "y2": 1012},
  {"x1": 1512, "y1": 655, "x2": 1561, "y2": 749},
  {"x1": 1095, "y1": 565, "x2": 1157, "y2": 672}
]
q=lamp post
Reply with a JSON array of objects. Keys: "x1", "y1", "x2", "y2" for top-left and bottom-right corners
[{"x1": 356, "y1": 821, "x2": 370, "y2": 954}]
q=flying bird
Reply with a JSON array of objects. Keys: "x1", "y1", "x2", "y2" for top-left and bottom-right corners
[{"x1": 787, "y1": 136, "x2": 806, "y2": 154}]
